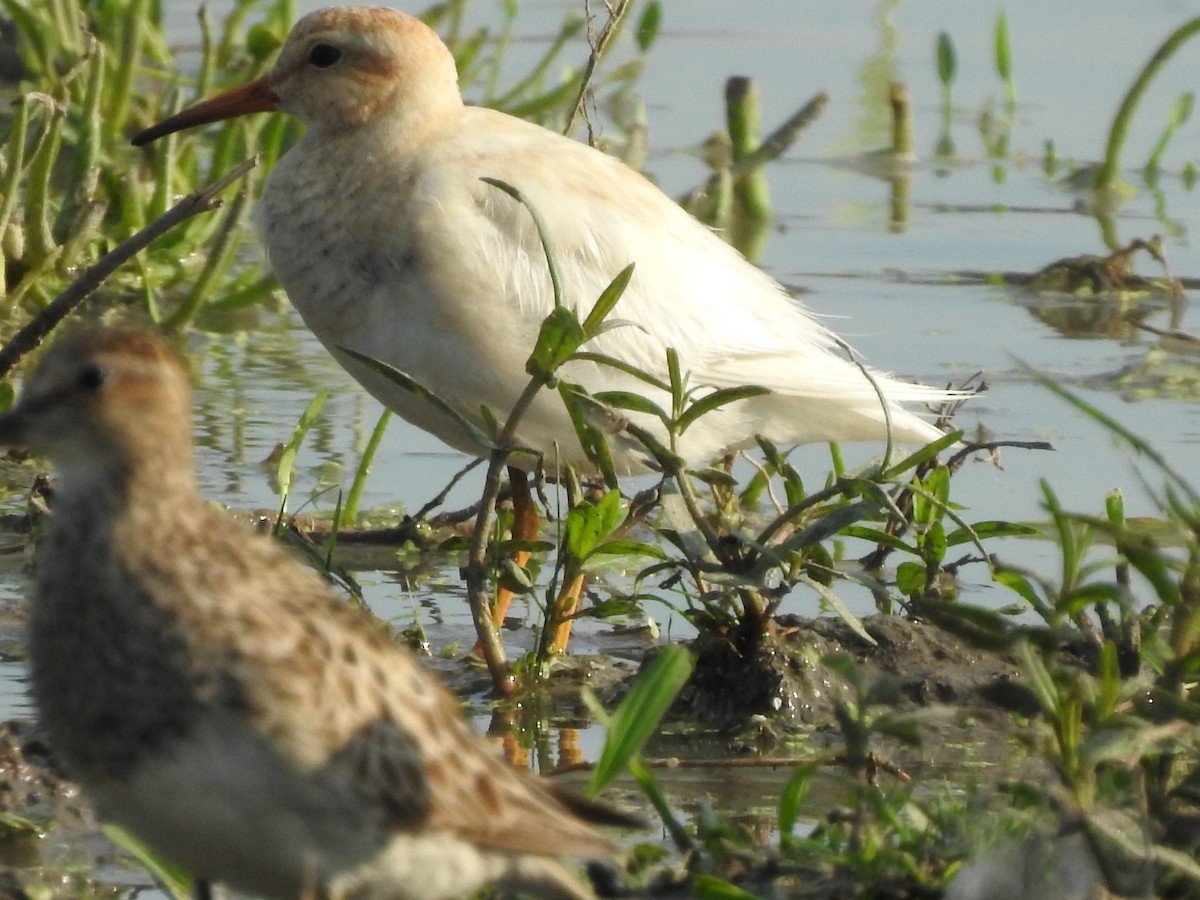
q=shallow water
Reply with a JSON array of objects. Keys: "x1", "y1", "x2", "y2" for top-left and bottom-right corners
[{"x1": 1, "y1": 0, "x2": 1198, "y2": 872}]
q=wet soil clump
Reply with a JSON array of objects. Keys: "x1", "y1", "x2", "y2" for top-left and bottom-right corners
[
  {"x1": 680, "y1": 614, "x2": 1027, "y2": 725},
  {"x1": 667, "y1": 613, "x2": 1047, "y2": 777}
]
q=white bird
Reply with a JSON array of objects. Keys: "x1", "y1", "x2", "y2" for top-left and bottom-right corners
[{"x1": 133, "y1": 5, "x2": 958, "y2": 478}]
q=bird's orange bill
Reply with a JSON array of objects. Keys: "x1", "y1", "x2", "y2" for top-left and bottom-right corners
[{"x1": 132, "y1": 76, "x2": 278, "y2": 146}]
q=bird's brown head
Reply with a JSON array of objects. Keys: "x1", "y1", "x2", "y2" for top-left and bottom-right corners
[
  {"x1": 0, "y1": 329, "x2": 194, "y2": 479},
  {"x1": 132, "y1": 6, "x2": 460, "y2": 146}
]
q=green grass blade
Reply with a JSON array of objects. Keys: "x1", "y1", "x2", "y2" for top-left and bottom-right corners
[
  {"x1": 1022, "y1": 361, "x2": 1199, "y2": 507},
  {"x1": 676, "y1": 385, "x2": 770, "y2": 435},
  {"x1": 481, "y1": 176, "x2": 563, "y2": 308},
  {"x1": 797, "y1": 574, "x2": 875, "y2": 645},
  {"x1": 101, "y1": 823, "x2": 192, "y2": 900},
  {"x1": 581, "y1": 262, "x2": 634, "y2": 337},
  {"x1": 339, "y1": 347, "x2": 494, "y2": 451},
  {"x1": 936, "y1": 31, "x2": 956, "y2": 87},
  {"x1": 275, "y1": 389, "x2": 328, "y2": 507},
  {"x1": 693, "y1": 875, "x2": 767, "y2": 899},
  {"x1": 344, "y1": 408, "x2": 390, "y2": 524},
  {"x1": 589, "y1": 644, "x2": 693, "y2": 795}
]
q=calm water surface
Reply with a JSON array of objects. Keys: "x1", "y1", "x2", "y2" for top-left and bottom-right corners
[{"x1": 3, "y1": 1, "x2": 1198, "y2": 763}]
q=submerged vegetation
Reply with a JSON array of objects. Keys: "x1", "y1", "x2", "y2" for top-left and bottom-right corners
[{"x1": 0, "y1": 0, "x2": 1197, "y2": 898}]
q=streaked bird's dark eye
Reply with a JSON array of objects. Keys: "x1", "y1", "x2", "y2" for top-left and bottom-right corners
[
  {"x1": 76, "y1": 365, "x2": 108, "y2": 391},
  {"x1": 308, "y1": 44, "x2": 343, "y2": 68}
]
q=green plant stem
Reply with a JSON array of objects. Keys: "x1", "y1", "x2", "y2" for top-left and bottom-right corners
[
  {"x1": 464, "y1": 376, "x2": 549, "y2": 694},
  {"x1": 0, "y1": 97, "x2": 31, "y2": 296},
  {"x1": 491, "y1": 14, "x2": 580, "y2": 110},
  {"x1": 890, "y1": 82, "x2": 913, "y2": 157},
  {"x1": 25, "y1": 101, "x2": 64, "y2": 265},
  {"x1": 164, "y1": 177, "x2": 253, "y2": 329},
  {"x1": 344, "y1": 409, "x2": 391, "y2": 524},
  {"x1": 105, "y1": 0, "x2": 150, "y2": 132},
  {"x1": 0, "y1": 158, "x2": 257, "y2": 380},
  {"x1": 1093, "y1": 16, "x2": 1200, "y2": 192}
]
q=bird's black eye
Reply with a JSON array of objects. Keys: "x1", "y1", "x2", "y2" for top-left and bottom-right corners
[
  {"x1": 76, "y1": 365, "x2": 108, "y2": 392},
  {"x1": 308, "y1": 43, "x2": 343, "y2": 68}
]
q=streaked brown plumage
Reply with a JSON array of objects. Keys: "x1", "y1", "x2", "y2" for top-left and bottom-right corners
[{"x1": 0, "y1": 328, "x2": 623, "y2": 899}]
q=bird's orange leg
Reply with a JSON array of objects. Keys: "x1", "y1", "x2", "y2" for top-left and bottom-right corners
[
  {"x1": 545, "y1": 570, "x2": 586, "y2": 654},
  {"x1": 557, "y1": 727, "x2": 583, "y2": 769},
  {"x1": 473, "y1": 468, "x2": 538, "y2": 656},
  {"x1": 491, "y1": 708, "x2": 531, "y2": 769}
]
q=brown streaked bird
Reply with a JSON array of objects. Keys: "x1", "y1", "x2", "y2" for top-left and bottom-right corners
[
  {"x1": 133, "y1": 5, "x2": 962, "y2": 649},
  {"x1": 0, "y1": 328, "x2": 626, "y2": 899}
]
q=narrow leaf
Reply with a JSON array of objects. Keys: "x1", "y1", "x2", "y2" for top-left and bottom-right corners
[
  {"x1": 276, "y1": 390, "x2": 327, "y2": 501},
  {"x1": 593, "y1": 390, "x2": 669, "y2": 423},
  {"x1": 879, "y1": 430, "x2": 961, "y2": 479},
  {"x1": 558, "y1": 382, "x2": 619, "y2": 488},
  {"x1": 936, "y1": 32, "x2": 957, "y2": 86},
  {"x1": 1017, "y1": 641, "x2": 1059, "y2": 717},
  {"x1": 481, "y1": 176, "x2": 564, "y2": 308},
  {"x1": 945, "y1": 520, "x2": 1039, "y2": 545},
  {"x1": 635, "y1": 2, "x2": 661, "y2": 53},
  {"x1": 339, "y1": 347, "x2": 494, "y2": 450},
  {"x1": 570, "y1": 350, "x2": 672, "y2": 392},
  {"x1": 676, "y1": 385, "x2": 770, "y2": 435},
  {"x1": 582, "y1": 262, "x2": 634, "y2": 337},
  {"x1": 590, "y1": 645, "x2": 694, "y2": 795},
  {"x1": 994, "y1": 11, "x2": 1012, "y2": 81},
  {"x1": 778, "y1": 760, "x2": 820, "y2": 850},
  {"x1": 798, "y1": 574, "x2": 875, "y2": 645},
  {"x1": 102, "y1": 824, "x2": 193, "y2": 899}
]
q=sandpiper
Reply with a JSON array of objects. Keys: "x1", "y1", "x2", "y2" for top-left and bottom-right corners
[
  {"x1": 134, "y1": 6, "x2": 958, "y2": 471},
  {"x1": 0, "y1": 328, "x2": 625, "y2": 899},
  {"x1": 132, "y1": 6, "x2": 964, "y2": 651}
]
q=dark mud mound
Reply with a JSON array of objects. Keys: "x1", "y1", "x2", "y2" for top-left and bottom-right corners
[{"x1": 676, "y1": 614, "x2": 1030, "y2": 735}]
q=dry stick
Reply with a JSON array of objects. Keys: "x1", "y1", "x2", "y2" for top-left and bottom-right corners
[
  {"x1": 679, "y1": 92, "x2": 828, "y2": 211},
  {"x1": 551, "y1": 754, "x2": 912, "y2": 782},
  {"x1": 413, "y1": 456, "x2": 484, "y2": 521},
  {"x1": 0, "y1": 157, "x2": 259, "y2": 380},
  {"x1": 946, "y1": 439, "x2": 1054, "y2": 470},
  {"x1": 564, "y1": 0, "x2": 632, "y2": 140}
]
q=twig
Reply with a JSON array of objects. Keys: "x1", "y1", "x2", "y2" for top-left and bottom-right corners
[
  {"x1": 946, "y1": 439, "x2": 1055, "y2": 469},
  {"x1": 679, "y1": 92, "x2": 827, "y2": 210},
  {"x1": 0, "y1": 157, "x2": 258, "y2": 380},
  {"x1": 564, "y1": 0, "x2": 631, "y2": 140},
  {"x1": 413, "y1": 457, "x2": 485, "y2": 521},
  {"x1": 1132, "y1": 321, "x2": 1198, "y2": 345},
  {"x1": 549, "y1": 753, "x2": 911, "y2": 782}
]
